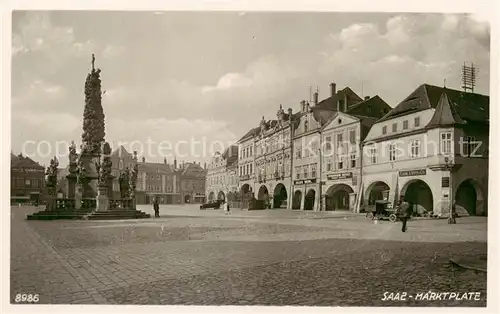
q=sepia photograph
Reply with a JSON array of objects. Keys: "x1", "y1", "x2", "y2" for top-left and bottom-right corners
[{"x1": 4, "y1": 1, "x2": 496, "y2": 311}]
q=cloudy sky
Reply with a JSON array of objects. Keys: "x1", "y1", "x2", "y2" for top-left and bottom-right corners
[{"x1": 11, "y1": 11, "x2": 490, "y2": 167}]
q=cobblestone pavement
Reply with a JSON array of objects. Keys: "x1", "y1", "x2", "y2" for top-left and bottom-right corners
[{"x1": 10, "y1": 205, "x2": 487, "y2": 306}]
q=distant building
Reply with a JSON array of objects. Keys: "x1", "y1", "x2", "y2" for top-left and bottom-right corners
[
  {"x1": 110, "y1": 146, "x2": 180, "y2": 204},
  {"x1": 205, "y1": 145, "x2": 239, "y2": 202},
  {"x1": 10, "y1": 153, "x2": 45, "y2": 204},
  {"x1": 178, "y1": 161, "x2": 207, "y2": 204},
  {"x1": 361, "y1": 84, "x2": 489, "y2": 217}
]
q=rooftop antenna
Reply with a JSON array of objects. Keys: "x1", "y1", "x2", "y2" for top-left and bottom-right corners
[
  {"x1": 444, "y1": 78, "x2": 446, "y2": 89},
  {"x1": 461, "y1": 62, "x2": 477, "y2": 93}
]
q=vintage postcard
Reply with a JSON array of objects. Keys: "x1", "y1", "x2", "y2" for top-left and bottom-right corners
[{"x1": 3, "y1": 0, "x2": 497, "y2": 313}]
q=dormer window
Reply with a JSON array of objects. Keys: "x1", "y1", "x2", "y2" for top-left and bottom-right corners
[
  {"x1": 382, "y1": 126, "x2": 387, "y2": 135},
  {"x1": 392, "y1": 123, "x2": 397, "y2": 132}
]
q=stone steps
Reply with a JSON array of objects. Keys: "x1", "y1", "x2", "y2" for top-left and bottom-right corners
[
  {"x1": 27, "y1": 210, "x2": 93, "y2": 220},
  {"x1": 86, "y1": 210, "x2": 151, "y2": 220}
]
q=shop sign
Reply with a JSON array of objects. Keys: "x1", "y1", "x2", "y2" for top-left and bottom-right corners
[
  {"x1": 399, "y1": 169, "x2": 426, "y2": 177},
  {"x1": 294, "y1": 178, "x2": 317, "y2": 185},
  {"x1": 327, "y1": 172, "x2": 353, "y2": 180}
]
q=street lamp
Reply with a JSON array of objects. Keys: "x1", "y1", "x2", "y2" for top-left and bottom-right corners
[{"x1": 444, "y1": 157, "x2": 456, "y2": 224}]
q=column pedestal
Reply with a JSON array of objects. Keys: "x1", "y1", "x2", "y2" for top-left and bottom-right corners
[
  {"x1": 96, "y1": 185, "x2": 109, "y2": 212},
  {"x1": 75, "y1": 186, "x2": 83, "y2": 210},
  {"x1": 46, "y1": 186, "x2": 56, "y2": 211}
]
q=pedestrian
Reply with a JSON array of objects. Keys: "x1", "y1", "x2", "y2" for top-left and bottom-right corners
[
  {"x1": 153, "y1": 198, "x2": 160, "y2": 218},
  {"x1": 224, "y1": 201, "x2": 228, "y2": 215},
  {"x1": 399, "y1": 197, "x2": 411, "y2": 232},
  {"x1": 226, "y1": 201, "x2": 231, "y2": 215}
]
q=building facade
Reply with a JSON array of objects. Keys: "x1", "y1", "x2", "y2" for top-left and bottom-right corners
[
  {"x1": 253, "y1": 105, "x2": 293, "y2": 209},
  {"x1": 110, "y1": 146, "x2": 181, "y2": 204},
  {"x1": 360, "y1": 84, "x2": 489, "y2": 217},
  {"x1": 10, "y1": 153, "x2": 45, "y2": 204},
  {"x1": 179, "y1": 162, "x2": 207, "y2": 204},
  {"x1": 291, "y1": 83, "x2": 366, "y2": 211},
  {"x1": 320, "y1": 95, "x2": 391, "y2": 212},
  {"x1": 237, "y1": 127, "x2": 259, "y2": 200},
  {"x1": 205, "y1": 145, "x2": 239, "y2": 202}
]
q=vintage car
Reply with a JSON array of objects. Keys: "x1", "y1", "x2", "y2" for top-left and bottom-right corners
[
  {"x1": 199, "y1": 200, "x2": 222, "y2": 210},
  {"x1": 365, "y1": 200, "x2": 398, "y2": 222}
]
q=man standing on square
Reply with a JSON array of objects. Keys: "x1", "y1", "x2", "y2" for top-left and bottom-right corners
[{"x1": 399, "y1": 197, "x2": 411, "y2": 232}]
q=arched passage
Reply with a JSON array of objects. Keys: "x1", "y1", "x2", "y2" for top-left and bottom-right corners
[
  {"x1": 227, "y1": 192, "x2": 234, "y2": 202},
  {"x1": 184, "y1": 194, "x2": 191, "y2": 203},
  {"x1": 292, "y1": 190, "x2": 302, "y2": 210},
  {"x1": 304, "y1": 189, "x2": 316, "y2": 211},
  {"x1": 366, "y1": 181, "x2": 390, "y2": 205},
  {"x1": 326, "y1": 184, "x2": 354, "y2": 211},
  {"x1": 257, "y1": 185, "x2": 269, "y2": 203},
  {"x1": 208, "y1": 191, "x2": 215, "y2": 202},
  {"x1": 240, "y1": 184, "x2": 253, "y2": 201},
  {"x1": 456, "y1": 179, "x2": 485, "y2": 216},
  {"x1": 401, "y1": 179, "x2": 433, "y2": 215},
  {"x1": 217, "y1": 191, "x2": 226, "y2": 201},
  {"x1": 273, "y1": 183, "x2": 288, "y2": 208},
  {"x1": 240, "y1": 184, "x2": 250, "y2": 194}
]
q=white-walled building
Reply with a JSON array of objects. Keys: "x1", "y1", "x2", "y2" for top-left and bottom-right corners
[
  {"x1": 321, "y1": 95, "x2": 391, "y2": 212},
  {"x1": 361, "y1": 84, "x2": 489, "y2": 217}
]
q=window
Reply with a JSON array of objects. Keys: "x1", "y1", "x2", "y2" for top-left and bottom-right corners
[
  {"x1": 311, "y1": 164, "x2": 317, "y2": 178},
  {"x1": 249, "y1": 164, "x2": 253, "y2": 175},
  {"x1": 325, "y1": 136, "x2": 332, "y2": 150},
  {"x1": 303, "y1": 165, "x2": 309, "y2": 178},
  {"x1": 382, "y1": 126, "x2": 387, "y2": 135},
  {"x1": 414, "y1": 117, "x2": 420, "y2": 127},
  {"x1": 349, "y1": 130, "x2": 356, "y2": 144},
  {"x1": 410, "y1": 140, "x2": 420, "y2": 158},
  {"x1": 463, "y1": 136, "x2": 478, "y2": 156},
  {"x1": 250, "y1": 147, "x2": 253, "y2": 156},
  {"x1": 440, "y1": 132, "x2": 452, "y2": 155},
  {"x1": 119, "y1": 160, "x2": 124, "y2": 170},
  {"x1": 403, "y1": 120, "x2": 409, "y2": 130},
  {"x1": 304, "y1": 120, "x2": 309, "y2": 132},
  {"x1": 311, "y1": 141, "x2": 318, "y2": 155},
  {"x1": 350, "y1": 153, "x2": 356, "y2": 168},
  {"x1": 392, "y1": 123, "x2": 397, "y2": 132},
  {"x1": 370, "y1": 147, "x2": 377, "y2": 164},
  {"x1": 296, "y1": 146, "x2": 302, "y2": 158},
  {"x1": 25, "y1": 179, "x2": 31, "y2": 187},
  {"x1": 389, "y1": 143, "x2": 396, "y2": 161},
  {"x1": 327, "y1": 160, "x2": 332, "y2": 171},
  {"x1": 337, "y1": 156, "x2": 344, "y2": 170},
  {"x1": 336, "y1": 133, "x2": 343, "y2": 147},
  {"x1": 295, "y1": 166, "x2": 301, "y2": 179}
]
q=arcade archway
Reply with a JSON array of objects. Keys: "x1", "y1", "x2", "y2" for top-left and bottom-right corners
[
  {"x1": 401, "y1": 179, "x2": 433, "y2": 215},
  {"x1": 326, "y1": 184, "x2": 354, "y2": 211},
  {"x1": 456, "y1": 179, "x2": 485, "y2": 216},
  {"x1": 273, "y1": 183, "x2": 288, "y2": 208},
  {"x1": 217, "y1": 191, "x2": 226, "y2": 201},
  {"x1": 292, "y1": 190, "x2": 302, "y2": 210},
  {"x1": 366, "y1": 181, "x2": 390, "y2": 205},
  {"x1": 184, "y1": 194, "x2": 191, "y2": 203},
  {"x1": 240, "y1": 184, "x2": 253, "y2": 201},
  {"x1": 208, "y1": 191, "x2": 215, "y2": 202},
  {"x1": 304, "y1": 189, "x2": 316, "y2": 211}
]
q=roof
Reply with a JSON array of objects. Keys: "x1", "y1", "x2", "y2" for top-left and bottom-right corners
[
  {"x1": 346, "y1": 95, "x2": 391, "y2": 119},
  {"x1": 315, "y1": 87, "x2": 362, "y2": 111},
  {"x1": 237, "y1": 126, "x2": 260, "y2": 143},
  {"x1": 111, "y1": 145, "x2": 132, "y2": 158},
  {"x1": 426, "y1": 91, "x2": 466, "y2": 129},
  {"x1": 223, "y1": 145, "x2": 239, "y2": 166},
  {"x1": 179, "y1": 162, "x2": 207, "y2": 177},
  {"x1": 11, "y1": 153, "x2": 44, "y2": 170},
  {"x1": 138, "y1": 162, "x2": 173, "y2": 174},
  {"x1": 378, "y1": 84, "x2": 489, "y2": 123}
]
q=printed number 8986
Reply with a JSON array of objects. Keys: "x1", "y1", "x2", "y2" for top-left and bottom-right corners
[{"x1": 14, "y1": 294, "x2": 39, "y2": 303}]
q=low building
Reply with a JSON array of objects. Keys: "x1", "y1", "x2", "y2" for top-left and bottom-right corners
[
  {"x1": 179, "y1": 162, "x2": 207, "y2": 204},
  {"x1": 236, "y1": 127, "x2": 259, "y2": 200},
  {"x1": 110, "y1": 146, "x2": 180, "y2": 204},
  {"x1": 10, "y1": 153, "x2": 45, "y2": 204},
  {"x1": 361, "y1": 84, "x2": 489, "y2": 217}
]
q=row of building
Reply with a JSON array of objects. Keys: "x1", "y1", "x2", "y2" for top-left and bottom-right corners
[
  {"x1": 11, "y1": 147, "x2": 208, "y2": 205},
  {"x1": 205, "y1": 82, "x2": 489, "y2": 217}
]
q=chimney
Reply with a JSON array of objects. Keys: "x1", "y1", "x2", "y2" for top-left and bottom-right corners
[
  {"x1": 288, "y1": 108, "x2": 292, "y2": 119},
  {"x1": 313, "y1": 92, "x2": 318, "y2": 105},
  {"x1": 142, "y1": 156, "x2": 146, "y2": 163},
  {"x1": 364, "y1": 96, "x2": 370, "y2": 100},
  {"x1": 330, "y1": 82, "x2": 336, "y2": 97},
  {"x1": 164, "y1": 157, "x2": 167, "y2": 164},
  {"x1": 174, "y1": 158, "x2": 177, "y2": 169},
  {"x1": 204, "y1": 162, "x2": 207, "y2": 170},
  {"x1": 300, "y1": 100, "x2": 305, "y2": 112}
]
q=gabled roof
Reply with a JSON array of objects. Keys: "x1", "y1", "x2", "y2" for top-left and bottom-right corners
[
  {"x1": 378, "y1": 84, "x2": 489, "y2": 123},
  {"x1": 346, "y1": 95, "x2": 391, "y2": 119},
  {"x1": 315, "y1": 87, "x2": 363, "y2": 111},
  {"x1": 237, "y1": 126, "x2": 260, "y2": 143},
  {"x1": 11, "y1": 153, "x2": 44, "y2": 170},
  {"x1": 426, "y1": 91, "x2": 466, "y2": 129},
  {"x1": 111, "y1": 145, "x2": 132, "y2": 158},
  {"x1": 137, "y1": 162, "x2": 173, "y2": 174}
]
